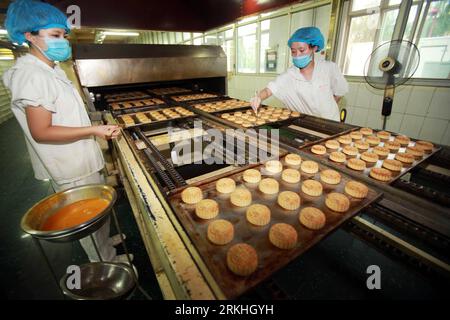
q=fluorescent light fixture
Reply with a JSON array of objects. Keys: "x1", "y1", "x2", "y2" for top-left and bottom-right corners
[
  {"x1": 0, "y1": 29, "x2": 7, "y2": 35},
  {"x1": 0, "y1": 56, "x2": 14, "y2": 60},
  {"x1": 101, "y1": 31, "x2": 139, "y2": 37}
]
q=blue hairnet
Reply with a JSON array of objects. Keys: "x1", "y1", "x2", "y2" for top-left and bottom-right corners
[
  {"x1": 288, "y1": 27, "x2": 324, "y2": 52},
  {"x1": 5, "y1": 0, "x2": 70, "y2": 45}
]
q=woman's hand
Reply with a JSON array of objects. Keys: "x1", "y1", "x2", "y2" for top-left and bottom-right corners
[
  {"x1": 250, "y1": 95, "x2": 262, "y2": 113},
  {"x1": 92, "y1": 125, "x2": 121, "y2": 140}
]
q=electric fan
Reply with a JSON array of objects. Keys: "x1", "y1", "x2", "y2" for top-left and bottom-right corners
[{"x1": 364, "y1": 40, "x2": 420, "y2": 129}]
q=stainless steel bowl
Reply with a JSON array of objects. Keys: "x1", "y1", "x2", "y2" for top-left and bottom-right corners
[
  {"x1": 60, "y1": 262, "x2": 136, "y2": 300},
  {"x1": 20, "y1": 184, "x2": 117, "y2": 243}
]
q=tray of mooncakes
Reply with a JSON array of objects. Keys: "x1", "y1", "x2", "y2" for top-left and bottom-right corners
[
  {"x1": 300, "y1": 127, "x2": 441, "y2": 184},
  {"x1": 168, "y1": 153, "x2": 383, "y2": 299}
]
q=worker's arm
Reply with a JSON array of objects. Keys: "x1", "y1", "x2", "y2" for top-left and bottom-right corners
[
  {"x1": 250, "y1": 87, "x2": 273, "y2": 110},
  {"x1": 258, "y1": 88, "x2": 273, "y2": 101},
  {"x1": 25, "y1": 106, "x2": 120, "y2": 143},
  {"x1": 334, "y1": 95, "x2": 342, "y2": 104}
]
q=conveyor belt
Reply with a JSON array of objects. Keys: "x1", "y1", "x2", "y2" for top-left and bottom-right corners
[
  {"x1": 132, "y1": 128, "x2": 187, "y2": 190},
  {"x1": 392, "y1": 179, "x2": 450, "y2": 208}
]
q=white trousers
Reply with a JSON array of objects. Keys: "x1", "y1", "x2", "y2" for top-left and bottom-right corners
[{"x1": 51, "y1": 171, "x2": 117, "y2": 262}]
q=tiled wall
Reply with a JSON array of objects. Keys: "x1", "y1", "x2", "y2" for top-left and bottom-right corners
[
  {"x1": 227, "y1": 75, "x2": 450, "y2": 146},
  {"x1": 344, "y1": 81, "x2": 450, "y2": 146}
]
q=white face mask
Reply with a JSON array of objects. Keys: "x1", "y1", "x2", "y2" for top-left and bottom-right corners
[{"x1": 33, "y1": 36, "x2": 72, "y2": 62}]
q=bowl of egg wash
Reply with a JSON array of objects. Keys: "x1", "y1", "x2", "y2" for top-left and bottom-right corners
[{"x1": 21, "y1": 184, "x2": 117, "y2": 243}]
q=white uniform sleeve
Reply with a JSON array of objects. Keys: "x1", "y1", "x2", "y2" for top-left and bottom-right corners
[
  {"x1": 10, "y1": 69, "x2": 57, "y2": 113},
  {"x1": 267, "y1": 72, "x2": 288, "y2": 100},
  {"x1": 330, "y1": 62, "x2": 348, "y2": 97}
]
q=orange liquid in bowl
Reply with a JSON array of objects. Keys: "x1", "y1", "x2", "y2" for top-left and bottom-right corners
[{"x1": 41, "y1": 198, "x2": 110, "y2": 231}]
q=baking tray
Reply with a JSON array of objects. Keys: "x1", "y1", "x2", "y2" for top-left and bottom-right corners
[
  {"x1": 109, "y1": 98, "x2": 167, "y2": 113},
  {"x1": 115, "y1": 107, "x2": 196, "y2": 129},
  {"x1": 147, "y1": 87, "x2": 192, "y2": 96},
  {"x1": 167, "y1": 92, "x2": 219, "y2": 103},
  {"x1": 105, "y1": 91, "x2": 152, "y2": 103},
  {"x1": 300, "y1": 128, "x2": 442, "y2": 184},
  {"x1": 168, "y1": 158, "x2": 383, "y2": 299},
  {"x1": 192, "y1": 99, "x2": 252, "y2": 114},
  {"x1": 213, "y1": 106, "x2": 302, "y2": 129}
]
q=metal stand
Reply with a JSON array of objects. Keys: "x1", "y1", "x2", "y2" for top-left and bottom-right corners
[
  {"x1": 30, "y1": 206, "x2": 152, "y2": 300},
  {"x1": 32, "y1": 237, "x2": 66, "y2": 299},
  {"x1": 111, "y1": 207, "x2": 153, "y2": 300}
]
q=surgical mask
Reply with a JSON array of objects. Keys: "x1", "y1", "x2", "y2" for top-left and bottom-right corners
[
  {"x1": 292, "y1": 53, "x2": 312, "y2": 68},
  {"x1": 35, "y1": 36, "x2": 72, "y2": 62}
]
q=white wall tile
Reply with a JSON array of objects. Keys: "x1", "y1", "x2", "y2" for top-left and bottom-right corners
[
  {"x1": 427, "y1": 87, "x2": 450, "y2": 120},
  {"x1": 345, "y1": 82, "x2": 358, "y2": 107},
  {"x1": 355, "y1": 83, "x2": 371, "y2": 108},
  {"x1": 419, "y1": 118, "x2": 449, "y2": 144},
  {"x1": 441, "y1": 122, "x2": 450, "y2": 146},
  {"x1": 405, "y1": 86, "x2": 434, "y2": 116},
  {"x1": 399, "y1": 114, "x2": 425, "y2": 139},
  {"x1": 385, "y1": 112, "x2": 404, "y2": 133},
  {"x1": 227, "y1": 76, "x2": 237, "y2": 90},
  {"x1": 366, "y1": 109, "x2": 384, "y2": 130},
  {"x1": 344, "y1": 106, "x2": 354, "y2": 124},
  {"x1": 392, "y1": 85, "x2": 411, "y2": 114},
  {"x1": 350, "y1": 107, "x2": 369, "y2": 127},
  {"x1": 369, "y1": 92, "x2": 383, "y2": 111}
]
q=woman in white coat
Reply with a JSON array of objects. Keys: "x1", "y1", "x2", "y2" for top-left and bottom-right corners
[
  {"x1": 251, "y1": 27, "x2": 348, "y2": 122},
  {"x1": 3, "y1": 0, "x2": 130, "y2": 263}
]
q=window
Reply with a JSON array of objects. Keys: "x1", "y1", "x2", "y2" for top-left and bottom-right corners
[
  {"x1": 315, "y1": 5, "x2": 332, "y2": 51},
  {"x1": 204, "y1": 34, "x2": 218, "y2": 45},
  {"x1": 162, "y1": 33, "x2": 169, "y2": 44},
  {"x1": 339, "y1": 0, "x2": 450, "y2": 79},
  {"x1": 183, "y1": 32, "x2": 191, "y2": 41},
  {"x1": 290, "y1": 9, "x2": 313, "y2": 34},
  {"x1": 237, "y1": 23, "x2": 257, "y2": 73},
  {"x1": 344, "y1": 13, "x2": 381, "y2": 75},
  {"x1": 289, "y1": 4, "x2": 331, "y2": 65},
  {"x1": 175, "y1": 32, "x2": 183, "y2": 43},
  {"x1": 351, "y1": 0, "x2": 381, "y2": 11},
  {"x1": 168, "y1": 33, "x2": 175, "y2": 44},
  {"x1": 415, "y1": 0, "x2": 450, "y2": 78},
  {"x1": 193, "y1": 36, "x2": 203, "y2": 45},
  {"x1": 259, "y1": 15, "x2": 289, "y2": 73},
  {"x1": 218, "y1": 29, "x2": 234, "y2": 72}
]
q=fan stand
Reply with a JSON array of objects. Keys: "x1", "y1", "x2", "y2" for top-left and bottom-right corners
[{"x1": 382, "y1": 85, "x2": 395, "y2": 130}]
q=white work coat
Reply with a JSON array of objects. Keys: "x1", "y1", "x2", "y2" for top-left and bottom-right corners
[
  {"x1": 3, "y1": 54, "x2": 104, "y2": 184},
  {"x1": 267, "y1": 59, "x2": 349, "y2": 121}
]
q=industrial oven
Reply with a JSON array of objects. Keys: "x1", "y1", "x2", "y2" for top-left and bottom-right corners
[{"x1": 71, "y1": 44, "x2": 449, "y2": 299}]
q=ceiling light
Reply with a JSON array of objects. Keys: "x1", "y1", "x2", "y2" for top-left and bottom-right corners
[{"x1": 101, "y1": 31, "x2": 139, "y2": 37}]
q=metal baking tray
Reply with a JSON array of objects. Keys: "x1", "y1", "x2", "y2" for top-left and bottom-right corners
[
  {"x1": 300, "y1": 129, "x2": 442, "y2": 184},
  {"x1": 168, "y1": 158, "x2": 382, "y2": 299},
  {"x1": 115, "y1": 107, "x2": 196, "y2": 128},
  {"x1": 212, "y1": 106, "x2": 302, "y2": 129},
  {"x1": 147, "y1": 87, "x2": 192, "y2": 96},
  {"x1": 105, "y1": 91, "x2": 152, "y2": 103},
  {"x1": 109, "y1": 98, "x2": 167, "y2": 113},
  {"x1": 167, "y1": 92, "x2": 219, "y2": 103},
  {"x1": 191, "y1": 99, "x2": 252, "y2": 114}
]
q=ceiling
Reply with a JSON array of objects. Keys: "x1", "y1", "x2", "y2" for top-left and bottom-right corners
[
  {"x1": 46, "y1": 0, "x2": 306, "y2": 31},
  {"x1": 0, "y1": 0, "x2": 308, "y2": 45}
]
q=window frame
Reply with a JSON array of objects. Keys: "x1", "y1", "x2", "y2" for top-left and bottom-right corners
[{"x1": 336, "y1": 0, "x2": 450, "y2": 84}]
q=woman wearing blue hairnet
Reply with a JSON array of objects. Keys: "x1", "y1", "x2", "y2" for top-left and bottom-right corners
[
  {"x1": 251, "y1": 27, "x2": 348, "y2": 122},
  {"x1": 3, "y1": 0, "x2": 130, "y2": 264}
]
